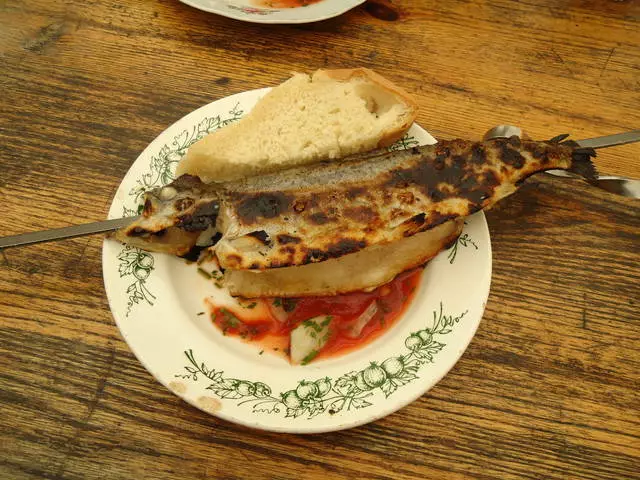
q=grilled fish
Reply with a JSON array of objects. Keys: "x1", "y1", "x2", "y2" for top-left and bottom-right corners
[{"x1": 113, "y1": 135, "x2": 596, "y2": 272}]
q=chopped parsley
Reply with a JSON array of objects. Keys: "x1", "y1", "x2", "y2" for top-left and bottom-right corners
[
  {"x1": 301, "y1": 350, "x2": 319, "y2": 365},
  {"x1": 272, "y1": 298, "x2": 298, "y2": 312},
  {"x1": 379, "y1": 302, "x2": 392, "y2": 314},
  {"x1": 302, "y1": 320, "x2": 320, "y2": 332},
  {"x1": 197, "y1": 268, "x2": 212, "y2": 279},
  {"x1": 282, "y1": 298, "x2": 298, "y2": 313},
  {"x1": 219, "y1": 308, "x2": 240, "y2": 328},
  {"x1": 302, "y1": 316, "x2": 332, "y2": 332}
]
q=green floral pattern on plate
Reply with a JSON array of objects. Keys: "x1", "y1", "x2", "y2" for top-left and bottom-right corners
[
  {"x1": 175, "y1": 303, "x2": 466, "y2": 418},
  {"x1": 117, "y1": 246, "x2": 157, "y2": 314},
  {"x1": 117, "y1": 104, "x2": 244, "y2": 315},
  {"x1": 447, "y1": 225, "x2": 479, "y2": 264},
  {"x1": 387, "y1": 133, "x2": 420, "y2": 152}
]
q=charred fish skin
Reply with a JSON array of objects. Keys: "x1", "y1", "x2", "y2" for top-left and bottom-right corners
[
  {"x1": 111, "y1": 174, "x2": 222, "y2": 256},
  {"x1": 215, "y1": 136, "x2": 596, "y2": 270},
  {"x1": 113, "y1": 135, "x2": 597, "y2": 265}
]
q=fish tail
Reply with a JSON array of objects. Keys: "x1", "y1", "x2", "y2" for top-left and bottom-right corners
[
  {"x1": 548, "y1": 135, "x2": 599, "y2": 180},
  {"x1": 569, "y1": 147, "x2": 598, "y2": 180}
]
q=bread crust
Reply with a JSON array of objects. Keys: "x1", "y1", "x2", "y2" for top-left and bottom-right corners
[{"x1": 316, "y1": 68, "x2": 418, "y2": 147}]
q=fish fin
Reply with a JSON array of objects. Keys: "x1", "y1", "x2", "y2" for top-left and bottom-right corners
[
  {"x1": 548, "y1": 133, "x2": 570, "y2": 144},
  {"x1": 548, "y1": 135, "x2": 599, "y2": 181}
]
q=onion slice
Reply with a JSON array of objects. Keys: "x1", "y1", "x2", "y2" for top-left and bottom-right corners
[
  {"x1": 346, "y1": 301, "x2": 378, "y2": 338},
  {"x1": 290, "y1": 316, "x2": 332, "y2": 365},
  {"x1": 268, "y1": 298, "x2": 295, "y2": 323}
]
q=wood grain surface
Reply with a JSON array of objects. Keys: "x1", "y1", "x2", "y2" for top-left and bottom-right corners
[{"x1": 1, "y1": 0, "x2": 639, "y2": 479}]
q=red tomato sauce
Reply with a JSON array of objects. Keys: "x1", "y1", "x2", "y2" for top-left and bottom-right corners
[
  {"x1": 208, "y1": 268, "x2": 423, "y2": 362},
  {"x1": 254, "y1": 0, "x2": 324, "y2": 8}
]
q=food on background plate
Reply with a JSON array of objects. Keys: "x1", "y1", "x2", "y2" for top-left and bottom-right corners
[
  {"x1": 253, "y1": 0, "x2": 324, "y2": 8},
  {"x1": 175, "y1": 68, "x2": 417, "y2": 182},
  {"x1": 111, "y1": 69, "x2": 597, "y2": 364}
]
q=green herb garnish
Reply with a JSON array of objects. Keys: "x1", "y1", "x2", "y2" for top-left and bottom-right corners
[
  {"x1": 282, "y1": 298, "x2": 297, "y2": 312},
  {"x1": 219, "y1": 308, "x2": 240, "y2": 328},
  {"x1": 211, "y1": 270, "x2": 222, "y2": 279},
  {"x1": 197, "y1": 268, "x2": 212, "y2": 279},
  {"x1": 301, "y1": 350, "x2": 319, "y2": 365}
]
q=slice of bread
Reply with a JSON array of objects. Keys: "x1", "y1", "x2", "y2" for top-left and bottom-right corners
[{"x1": 175, "y1": 68, "x2": 418, "y2": 182}]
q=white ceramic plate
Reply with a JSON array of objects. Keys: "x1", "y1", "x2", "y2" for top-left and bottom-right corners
[
  {"x1": 178, "y1": 0, "x2": 365, "y2": 24},
  {"x1": 102, "y1": 88, "x2": 492, "y2": 433}
]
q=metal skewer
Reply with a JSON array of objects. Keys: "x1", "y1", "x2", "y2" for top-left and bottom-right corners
[{"x1": 2, "y1": 129, "x2": 638, "y2": 250}]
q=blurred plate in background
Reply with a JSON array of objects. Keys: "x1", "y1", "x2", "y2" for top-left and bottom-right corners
[{"x1": 178, "y1": 0, "x2": 366, "y2": 24}]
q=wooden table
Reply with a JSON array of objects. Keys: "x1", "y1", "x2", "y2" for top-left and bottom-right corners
[{"x1": 1, "y1": 1, "x2": 638, "y2": 478}]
